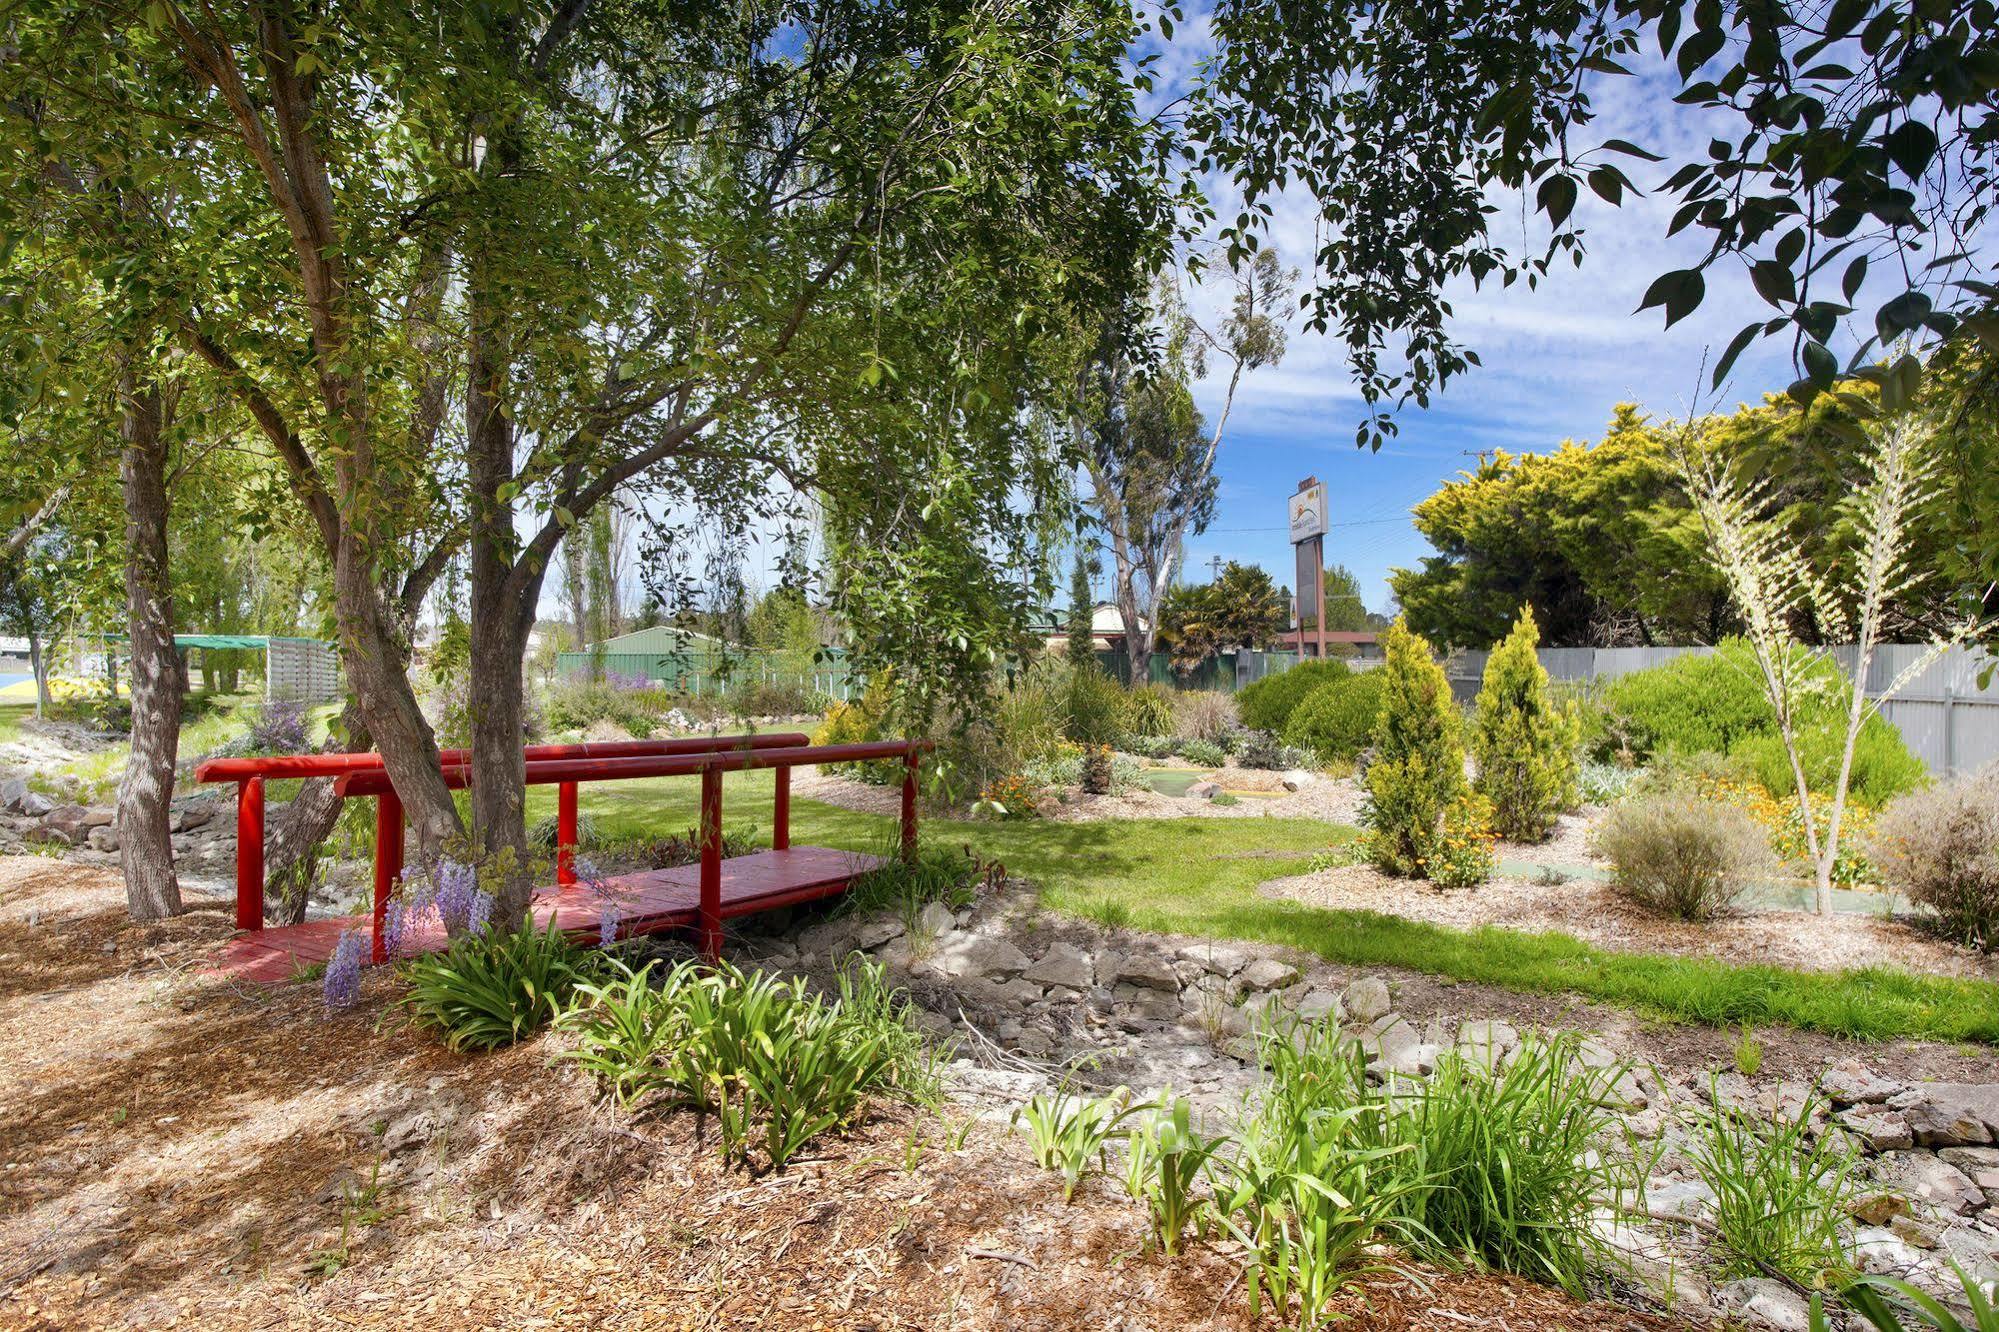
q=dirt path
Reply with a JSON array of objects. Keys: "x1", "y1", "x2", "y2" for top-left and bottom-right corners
[{"x1": 0, "y1": 857, "x2": 1705, "y2": 1332}]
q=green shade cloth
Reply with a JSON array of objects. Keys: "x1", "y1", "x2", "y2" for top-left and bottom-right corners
[{"x1": 172, "y1": 634, "x2": 273, "y2": 650}]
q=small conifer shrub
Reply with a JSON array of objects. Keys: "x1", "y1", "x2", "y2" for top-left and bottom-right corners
[{"x1": 1471, "y1": 607, "x2": 1580, "y2": 842}]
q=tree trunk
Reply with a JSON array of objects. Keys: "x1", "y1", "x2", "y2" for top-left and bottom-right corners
[
  {"x1": 331, "y1": 542, "x2": 462, "y2": 858},
  {"x1": 27, "y1": 626, "x2": 48, "y2": 718},
  {"x1": 464, "y1": 243, "x2": 536, "y2": 923},
  {"x1": 116, "y1": 370, "x2": 184, "y2": 922},
  {"x1": 264, "y1": 699, "x2": 370, "y2": 925}
]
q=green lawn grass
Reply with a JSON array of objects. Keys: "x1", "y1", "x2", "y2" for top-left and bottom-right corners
[{"x1": 538, "y1": 775, "x2": 1999, "y2": 1046}]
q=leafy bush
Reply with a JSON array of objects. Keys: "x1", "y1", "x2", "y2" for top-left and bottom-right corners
[
  {"x1": 1686, "y1": 1084, "x2": 1857, "y2": 1287},
  {"x1": 1601, "y1": 643, "x2": 1778, "y2": 760},
  {"x1": 401, "y1": 918, "x2": 606, "y2": 1052},
  {"x1": 1734, "y1": 716, "x2": 1927, "y2": 809},
  {"x1": 723, "y1": 677, "x2": 825, "y2": 718},
  {"x1": 1180, "y1": 738, "x2": 1226, "y2": 768},
  {"x1": 1283, "y1": 671, "x2": 1386, "y2": 762},
  {"x1": 1870, "y1": 767, "x2": 1999, "y2": 950},
  {"x1": 1470, "y1": 607, "x2": 1579, "y2": 841},
  {"x1": 1426, "y1": 792, "x2": 1498, "y2": 889},
  {"x1": 1392, "y1": 1033, "x2": 1637, "y2": 1295},
  {"x1": 1362, "y1": 619, "x2": 1469, "y2": 878},
  {"x1": 1172, "y1": 690, "x2": 1238, "y2": 743},
  {"x1": 247, "y1": 697, "x2": 312, "y2": 754},
  {"x1": 1237, "y1": 659, "x2": 1351, "y2": 734},
  {"x1": 1592, "y1": 793, "x2": 1772, "y2": 921},
  {"x1": 1122, "y1": 684, "x2": 1176, "y2": 739},
  {"x1": 1080, "y1": 742, "x2": 1115, "y2": 794},
  {"x1": 1063, "y1": 663, "x2": 1128, "y2": 747},
  {"x1": 1576, "y1": 760, "x2": 1639, "y2": 805},
  {"x1": 1234, "y1": 727, "x2": 1286, "y2": 770},
  {"x1": 812, "y1": 672, "x2": 903, "y2": 784},
  {"x1": 544, "y1": 675, "x2": 676, "y2": 736},
  {"x1": 560, "y1": 957, "x2": 936, "y2": 1169},
  {"x1": 1123, "y1": 734, "x2": 1176, "y2": 759},
  {"x1": 1021, "y1": 743, "x2": 1084, "y2": 789}
]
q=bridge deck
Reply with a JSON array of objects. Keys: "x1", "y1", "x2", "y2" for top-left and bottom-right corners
[{"x1": 205, "y1": 846, "x2": 878, "y2": 984}]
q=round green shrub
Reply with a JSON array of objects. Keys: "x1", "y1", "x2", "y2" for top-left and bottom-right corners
[
  {"x1": 1601, "y1": 644, "x2": 1775, "y2": 760},
  {"x1": 1283, "y1": 671, "x2": 1386, "y2": 762},
  {"x1": 1733, "y1": 716, "x2": 1927, "y2": 809},
  {"x1": 1237, "y1": 659, "x2": 1351, "y2": 735},
  {"x1": 1180, "y1": 738, "x2": 1226, "y2": 768}
]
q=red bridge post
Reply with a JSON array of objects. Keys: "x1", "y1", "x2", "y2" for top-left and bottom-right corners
[
  {"x1": 556, "y1": 781, "x2": 578, "y2": 885},
  {"x1": 772, "y1": 766, "x2": 790, "y2": 851},
  {"x1": 371, "y1": 790, "x2": 403, "y2": 964},
  {"x1": 235, "y1": 777, "x2": 265, "y2": 931},
  {"x1": 698, "y1": 766, "x2": 723, "y2": 961},
  {"x1": 901, "y1": 749, "x2": 919, "y2": 863}
]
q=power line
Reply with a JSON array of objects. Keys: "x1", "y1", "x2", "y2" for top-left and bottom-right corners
[{"x1": 1202, "y1": 515, "x2": 1414, "y2": 534}]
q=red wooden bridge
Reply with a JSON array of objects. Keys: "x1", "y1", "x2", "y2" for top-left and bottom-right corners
[{"x1": 195, "y1": 733, "x2": 927, "y2": 984}]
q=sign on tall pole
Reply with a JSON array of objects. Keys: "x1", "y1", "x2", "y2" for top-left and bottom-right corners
[{"x1": 1289, "y1": 477, "x2": 1327, "y2": 661}]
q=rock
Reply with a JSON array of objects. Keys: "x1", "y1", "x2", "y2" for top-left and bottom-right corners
[
  {"x1": 0, "y1": 777, "x2": 27, "y2": 810},
  {"x1": 1343, "y1": 977, "x2": 1391, "y2": 1024},
  {"x1": 1238, "y1": 958, "x2": 1300, "y2": 992},
  {"x1": 24, "y1": 821, "x2": 73, "y2": 847},
  {"x1": 1116, "y1": 952, "x2": 1181, "y2": 993},
  {"x1": 1111, "y1": 983, "x2": 1182, "y2": 1024},
  {"x1": 1372, "y1": 1042, "x2": 1440, "y2": 1078},
  {"x1": 854, "y1": 915, "x2": 905, "y2": 950},
  {"x1": 929, "y1": 935, "x2": 1031, "y2": 982},
  {"x1": 1842, "y1": 1106, "x2": 1916, "y2": 1153},
  {"x1": 945, "y1": 1062, "x2": 1043, "y2": 1104},
  {"x1": 37, "y1": 804, "x2": 94, "y2": 844},
  {"x1": 1185, "y1": 781, "x2": 1220, "y2": 800},
  {"x1": 1879, "y1": 1152, "x2": 1986, "y2": 1215},
  {"x1": 915, "y1": 901, "x2": 957, "y2": 938},
  {"x1": 1894, "y1": 1085, "x2": 1999, "y2": 1148},
  {"x1": 1853, "y1": 1227, "x2": 1925, "y2": 1277},
  {"x1": 172, "y1": 802, "x2": 216, "y2": 832},
  {"x1": 1363, "y1": 1016, "x2": 1419, "y2": 1063},
  {"x1": 86, "y1": 825, "x2": 118, "y2": 853},
  {"x1": 1939, "y1": 1146, "x2": 1999, "y2": 1174},
  {"x1": 1890, "y1": 1214, "x2": 1945, "y2": 1249},
  {"x1": 1279, "y1": 769, "x2": 1313, "y2": 792},
  {"x1": 1850, "y1": 1193, "x2": 1908, "y2": 1227},
  {"x1": 1176, "y1": 942, "x2": 1251, "y2": 977},
  {"x1": 1718, "y1": 1279, "x2": 1811, "y2": 1331},
  {"x1": 1649, "y1": 1178, "x2": 1718, "y2": 1220},
  {"x1": 1022, "y1": 942, "x2": 1095, "y2": 991},
  {"x1": 16, "y1": 790, "x2": 53, "y2": 818},
  {"x1": 1825, "y1": 1059, "x2": 1901, "y2": 1106},
  {"x1": 1294, "y1": 989, "x2": 1343, "y2": 1024},
  {"x1": 1455, "y1": 1018, "x2": 1520, "y2": 1056},
  {"x1": 80, "y1": 806, "x2": 113, "y2": 829}
]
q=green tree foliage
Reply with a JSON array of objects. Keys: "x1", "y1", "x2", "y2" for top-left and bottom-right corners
[
  {"x1": 1154, "y1": 561, "x2": 1287, "y2": 673},
  {"x1": 1319, "y1": 563, "x2": 1369, "y2": 633},
  {"x1": 1471, "y1": 607, "x2": 1579, "y2": 842},
  {"x1": 1391, "y1": 384, "x2": 1983, "y2": 650},
  {"x1": 1282, "y1": 670, "x2": 1385, "y2": 762},
  {"x1": 1364, "y1": 619, "x2": 1469, "y2": 877},
  {"x1": 1194, "y1": 0, "x2": 1999, "y2": 445},
  {"x1": 1237, "y1": 658, "x2": 1350, "y2": 735},
  {"x1": 1065, "y1": 548, "x2": 1098, "y2": 670}
]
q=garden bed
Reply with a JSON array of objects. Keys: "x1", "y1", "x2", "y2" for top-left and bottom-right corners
[
  {"x1": 794, "y1": 763, "x2": 1368, "y2": 824},
  {"x1": 0, "y1": 856, "x2": 1708, "y2": 1332}
]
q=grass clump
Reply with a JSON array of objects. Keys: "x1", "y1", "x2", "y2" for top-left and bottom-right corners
[
  {"x1": 401, "y1": 919, "x2": 608, "y2": 1052},
  {"x1": 559, "y1": 956, "x2": 940, "y2": 1170},
  {"x1": 1593, "y1": 792, "x2": 1771, "y2": 921},
  {"x1": 1014, "y1": 1086, "x2": 1143, "y2": 1201},
  {"x1": 1686, "y1": 1082, "x2": 1857, "y2": 1289}
]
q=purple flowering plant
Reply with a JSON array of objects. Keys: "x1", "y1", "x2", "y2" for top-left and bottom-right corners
[
  {"x1": 383, "y1": 855, "x2": 493, "y2": 957},
  {"x1": 575, "y1": 856, "x2": 624, "y2": 947},
  {"x1": 322, "y1": 929, "x2": 368, "y2": 1009}
]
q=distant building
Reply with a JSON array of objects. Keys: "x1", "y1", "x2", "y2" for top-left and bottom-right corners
[{"x1": 1040, "y1": 602, "x2": 1147, "y2": 656}]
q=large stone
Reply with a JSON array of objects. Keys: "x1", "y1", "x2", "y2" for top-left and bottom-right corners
[
  {"x1": 1824, "y1": 1059, "x2": 1901, "y2": 1106},
  {"x1": 1176, "y1": 942, "x2": 1251, "y2": 977},
  {"x1": 16, "y1": 790, "x2": 53, "y2": 818},
  {"x1": 86, "y1": 825, "x2": 118, "y2": 853},
  {"x1": 929, "y1": 935, "x2": 1031, "y2": 982},
  {"x1": 1878, "y1": 1151, "x2": 1986, "y2": 1215},
  {"x1": 1363, "y1": 1016, "x2": 1419, "y2": 1063},
  {"x1": 37, "y1": 804, "x2": 94, "y2": 844},
  {"x1": 1294, "y1": 989, "x2": 1344, "y2": 1024},
  {"x1": 1279, "y1": 769, "x2": 1313, "y2": 792},
  {"x1": 1022, "y1": 942, "x2": 1095, "y2": 991},
  {"x1": 1185, "y1": 781, "x2": 1220, "y2": 800},
  {"x1": 0, "y1": 777, "x2": 27, "y2": 810},
  {"x1": 80, "y1": 806, "x2": 113, "y2": 829},
  {"x1": 1238, "y1": 958, "x2": 1300, "y2": 992},
  {"x1": 915, "y1": 901, "x2": 957, "y2": 938},
  {"x1": 1116, "y1": 951, "x2": 1181, "y2": 992},
  {"x1": 1717, "y1": 1279, "x2": 1811, "y2": 1332},
  {"x1": 1894, "y1": 1084, "x2": 1999, "y2": 1148},
  {"x1": 1455, "y1": 1019, "x2": 1520, "y2": 1056},
  {"x1": 1111, "y1": 983, "x2": 1182, "y2": 1024},
  {"x1": 1842, "y1": 1105, "x2": 1915, "y2": 1153},
  {"x1": 171, "y1": 802, "x2": 217, "y2": 833},
  {"x1": 945, "y1": 1061, "x2": 1043, "y2": 1104},
  {"x1": 1343, "y1": 977, "x2": 1391, "y2": 1024},
  {"x1": 1852, "y1": 1227, "x2": 1925, "y2": 1277},
  {"x1": 854, "y1": 915, "x2": 906, "y2": 950}
]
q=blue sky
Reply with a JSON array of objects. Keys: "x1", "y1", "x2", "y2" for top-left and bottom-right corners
[{"x1": 1163, "y1": 26, "x2": 1927, "y2": 615}]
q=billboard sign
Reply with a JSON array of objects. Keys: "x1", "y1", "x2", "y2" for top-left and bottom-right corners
[{"x1": 1288, "y1": 481, "x2": 1328, "y2": 542}]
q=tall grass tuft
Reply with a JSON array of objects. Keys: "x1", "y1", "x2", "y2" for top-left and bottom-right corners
[{"x1": 1686, "y1": 1080, "x2": 1857, "y2": 1288}]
